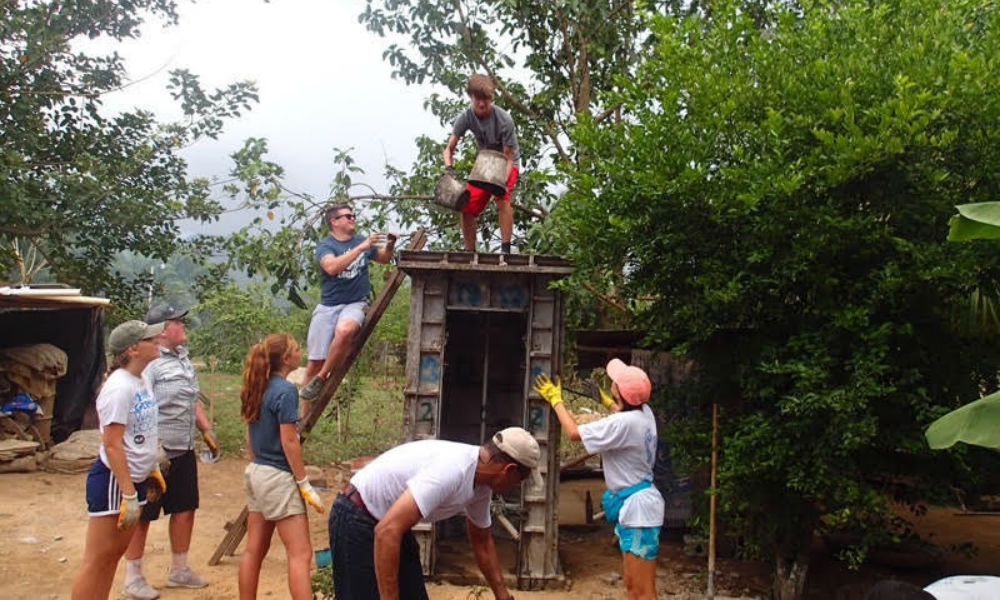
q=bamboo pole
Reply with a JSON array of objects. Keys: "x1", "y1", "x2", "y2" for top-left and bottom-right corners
[{"x1": 707, "y1": 402, "x2": 719, "y2": 599}]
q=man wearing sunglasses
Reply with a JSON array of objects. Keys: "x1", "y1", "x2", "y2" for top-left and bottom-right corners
[{"x1": 300, "y1": 203, "x2": 396, "y2": 410}]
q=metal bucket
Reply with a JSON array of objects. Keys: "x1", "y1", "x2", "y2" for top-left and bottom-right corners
[
  {"x1": 467, "y1": 149, "x2": 508, "y2": 197},
  {"x1": 434, "y1": 172, "x2": 470, "y2": 211}
]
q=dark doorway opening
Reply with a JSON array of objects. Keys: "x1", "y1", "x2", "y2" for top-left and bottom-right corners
[
  {"x1": 435, "y1": 309, "x2": 527, "y2": 576},
  {"x1": 439, "y1": 310, "x2": 527, "y2": 446}
]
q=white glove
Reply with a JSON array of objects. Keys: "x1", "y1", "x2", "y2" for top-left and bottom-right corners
[
  {"x1": 297, "y1": 478, "x2": 325, "y2": 513},
  {"x1": 118, "y1": 492, "x2": 140, "y2": 530}
]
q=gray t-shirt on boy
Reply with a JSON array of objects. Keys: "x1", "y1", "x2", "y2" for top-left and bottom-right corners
[{"x1": 452, "y1": 106, "x2": 520, "y2": 167}]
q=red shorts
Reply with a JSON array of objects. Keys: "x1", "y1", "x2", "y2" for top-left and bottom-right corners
[{"x1": 462, "y1": 166, "x2": 519, "y2": 216}]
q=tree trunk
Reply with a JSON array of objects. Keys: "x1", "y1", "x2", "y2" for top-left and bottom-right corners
[{"x1": 772, "y1": 552, "x2": 809, "y2": 600}]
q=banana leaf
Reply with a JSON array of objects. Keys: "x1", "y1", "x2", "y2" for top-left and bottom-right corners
[
  {"x1": 926, "y1": 390, "x2": 1000, "y2": 449},
  {"x1": 948, "y1": 202, "x2": 1000, "y2": 241}
]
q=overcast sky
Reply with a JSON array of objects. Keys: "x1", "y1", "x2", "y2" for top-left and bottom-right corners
[{"x1": 103, "y1": 0, "x2": 443, "y2": 233}]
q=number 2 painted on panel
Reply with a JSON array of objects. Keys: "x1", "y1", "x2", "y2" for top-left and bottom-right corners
[{"x1": 418, "y1": 401, "x2": 434, "y2": 422}]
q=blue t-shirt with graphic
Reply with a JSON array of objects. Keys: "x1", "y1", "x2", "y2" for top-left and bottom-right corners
[
  {"x1": 249, "y1": 375, "x2": 300, "y2": 472},
  {"x1": 316, "y1": 235, "x2": 378, "y2": 306}
]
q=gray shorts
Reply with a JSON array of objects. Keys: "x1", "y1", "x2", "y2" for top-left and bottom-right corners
[
  {"x1": 306, "y1": 301, "x2": 367, "y2": 360},
  {"x1": 243, "y1": 462, "x2": 305, "y2": 521}
]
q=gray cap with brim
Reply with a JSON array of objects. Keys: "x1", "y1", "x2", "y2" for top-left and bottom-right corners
[{"x1": 109, "y1": 320, "x2": 166, "y2": 354}]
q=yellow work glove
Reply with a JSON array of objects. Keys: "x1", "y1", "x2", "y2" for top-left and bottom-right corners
[
  {"x1": 202, "y1": 429, "x2": 220, "y2": 458},
  {"x1": 586, "y1": 380, "x2": 615, "y2": 408},
  {"x1": 146, "y1": 466, "x2": 167, "y2": 504},
  {"x1": 297, "y1": 478, "x2": 325, "y2": 513},
  {"x1": 118, "y1": 492, "x2": 140, "y2": 530},
  {"x1": 533, "y1": 374, "x2": 563, "y2": 408},
  {"x1": 598, "y1": 387, "x2": 614, "y2": 408}
]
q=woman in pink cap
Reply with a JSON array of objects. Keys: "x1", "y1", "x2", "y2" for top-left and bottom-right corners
[{"x1": 535, "y1": 359, "x2": 664, "y2": 600}]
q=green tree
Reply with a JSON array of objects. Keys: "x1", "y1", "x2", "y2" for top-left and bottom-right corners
[
  {"x1": 356, "y1": 0, "x2": 666, "y2": 253},
  {"x1": 1, "y1": 0, "x2": 257, "y2": 312},
  {"x1": 188, "y1": 283, "x2": 310, "y2": 372},
  {"x1": 559, "y1": 0, "x2": 1000, "y2": 597}
]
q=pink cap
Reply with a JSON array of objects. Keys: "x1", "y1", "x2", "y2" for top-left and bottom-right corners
[{"x1": 606, "y1": 358, "x2": 651, "y2": 406}]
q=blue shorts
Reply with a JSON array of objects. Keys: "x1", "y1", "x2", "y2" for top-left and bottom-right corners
[
  {"x1": 615, "y1": 523, "x2": 661, "y2": 560},
  {"x1": 85, "y1": 459, "x2": 150, "y2": 517},
  {"x1": 307, "y1": 301, "x2": 367, "y2": 360}
]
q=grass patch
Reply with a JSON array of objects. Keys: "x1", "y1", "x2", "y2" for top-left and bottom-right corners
[
  {"x1": 197, "y1": 368, "x2": 405, "y2": 466},
  {"x1": 197, "y1": 367, "x2": 603, "y2": 466}
]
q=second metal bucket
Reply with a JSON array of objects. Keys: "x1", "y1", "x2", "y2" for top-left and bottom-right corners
[
  {"x1": 434, "y1": 172, "x2": 470, "y2": 212},
  {"x1": 467, "y1": 149, "x2": 508, "y2": 197}
]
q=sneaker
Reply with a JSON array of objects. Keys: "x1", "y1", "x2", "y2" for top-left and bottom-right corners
[
  {"x1": 299, "y1": 375, "x2": 325, "y2": 400},
  {"x1": 122, "y1": 577, "x2": 159, "y2": 600},
  {"x1": 166, "y1": 567, "x2": 208, "y2": 589}
]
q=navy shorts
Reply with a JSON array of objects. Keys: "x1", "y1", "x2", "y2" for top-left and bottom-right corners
[
  {"x1": 85, "y1": 458, "x2": 150, "y2": 517},
  {"x1": 142, "y1": 449, "x2": 199, "y2": 520}
]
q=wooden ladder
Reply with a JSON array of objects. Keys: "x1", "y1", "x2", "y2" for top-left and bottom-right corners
[{"x1": 209, "y1": 228, "x2": 426, "y2": 565}]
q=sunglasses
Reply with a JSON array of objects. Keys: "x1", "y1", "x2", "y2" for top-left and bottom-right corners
[{"x1": 334, "y1": 213, "x2": 356, "y2": 221}]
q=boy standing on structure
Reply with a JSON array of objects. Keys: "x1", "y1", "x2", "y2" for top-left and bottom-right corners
[{"x1": 443, "y1": 73, "x2": 520, "y2": 254}]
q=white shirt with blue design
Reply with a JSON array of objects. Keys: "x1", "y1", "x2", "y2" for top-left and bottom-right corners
[
  {"x1": 579, "y1": 404, "x2": 665, "y2": 528},
  {"x1": 97, "y1": 369, "x2": 159, "y2": 482}
]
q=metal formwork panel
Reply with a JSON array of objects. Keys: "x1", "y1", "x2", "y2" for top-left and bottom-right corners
[
  {"x1": 403, "y1": 273, "x2": 447, "y2": 575},
  {"x1": 518, "y1": 274, "x2": 564, "y2": 588}
]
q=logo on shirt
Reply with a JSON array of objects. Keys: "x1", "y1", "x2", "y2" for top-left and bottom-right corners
[
  {"x1": 644, "y1": 430, "x2": 656, "y2": 465},
  {"x1": 338, "y1": 253, "x2": 368, "y2": 281},
  {"x1": 131, "y1": 389, "x2": 157, "y2": 444}
]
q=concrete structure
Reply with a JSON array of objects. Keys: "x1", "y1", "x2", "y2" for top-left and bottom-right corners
[{"x1": 397, "y1": 250, "x2": 573, "y2": 590}]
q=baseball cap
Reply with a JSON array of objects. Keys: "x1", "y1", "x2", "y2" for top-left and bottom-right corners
[
  {"x1": 606, "y1": 358, "x2": 652, "y2": 405},
  {"x1": 144, "y1": 303, "x2": 188, "y2": 325},
  {"x1": 492, "y1": 427, "x2": 542, "y2": 487},
  {"x1": 109, "y1": 320, "x2": 166, "y2": 354}
]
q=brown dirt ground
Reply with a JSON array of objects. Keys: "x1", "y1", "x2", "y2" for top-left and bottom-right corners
[{"x1": 0, "y1": 457, "x2": 997, "y2": 599}]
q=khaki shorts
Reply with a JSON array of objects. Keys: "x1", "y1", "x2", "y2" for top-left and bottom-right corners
[{"x1": 244, "y1": 462, "x2": 305, "y2": 521}]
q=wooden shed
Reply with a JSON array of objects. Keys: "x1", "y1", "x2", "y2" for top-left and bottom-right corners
[
  {"x1": 397, "y1": 251, "x2": 573, "y2": 590},
  {"x1": 0, "y1": 286, "x2": 109, "y2": 444}
]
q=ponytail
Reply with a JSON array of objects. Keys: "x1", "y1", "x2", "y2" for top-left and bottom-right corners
[
  {"x1": 240, "y1": 333, "x2": 297, "y2": 423},
  {"x1": 107, "y1": 350, "x2": 130, "y2": 375}
]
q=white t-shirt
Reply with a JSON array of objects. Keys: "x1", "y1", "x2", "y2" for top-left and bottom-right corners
[
  {"x1": 924, "y1": 575, "x2": 1000, "y2": 600},
  {"x1": 579, "y1": 404, "x2": 665, "y2": 528},
  {"x1": 352, "y1": 439, "x2": 493, "y2": 528},
  {"x1": 97, "y1": 369, "x2": 159, "y2": 482}
]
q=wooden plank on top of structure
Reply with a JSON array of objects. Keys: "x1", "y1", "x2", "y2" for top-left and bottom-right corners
[{"x1": 397, "y1": 250, "x2": 573, "y2": 275}]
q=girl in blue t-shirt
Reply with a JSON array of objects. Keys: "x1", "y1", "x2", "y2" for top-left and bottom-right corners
[{"x1": 238, "y1": 334, "x2": 325, "y2": 600}]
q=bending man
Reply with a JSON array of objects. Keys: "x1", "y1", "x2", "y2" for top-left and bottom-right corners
[{"x1": 330, "y1": 427, "x2": 539, "y2": 600}]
